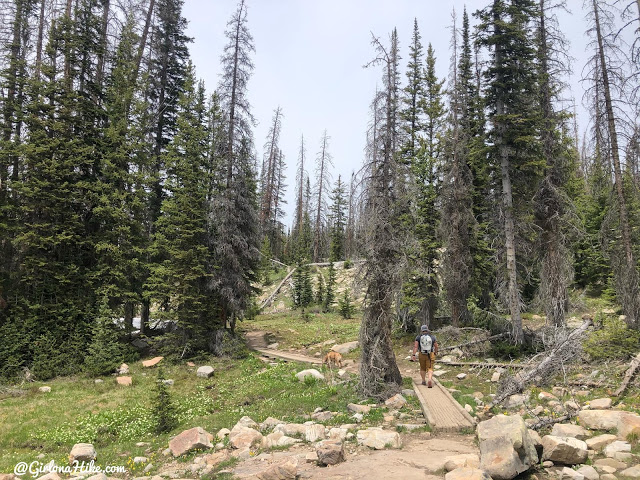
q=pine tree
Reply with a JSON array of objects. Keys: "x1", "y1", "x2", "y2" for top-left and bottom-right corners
[
  {"x1": 324, "y1": 262, "x2": 336, "y2": 312},
  {"x1": 476, "y1": 0, "x2": 544, "y2": 343},
  {"x1": 315, "y1": 271, "x2": 325, "y2": 304},
  {"x1": 338, "y1": 289, "x2": 356, "y2": 319},
  {"x1": 329, "y1": 175, "x2": 347, "y2": 262},
  {"x1": 146, "y1": 66, "x2": 216, "y2": 348},
  {"x1": 153, "y1": 368, "x2": 177, "y2": 434},
  {"x1": 83, "y1": 299, "x2": 125, "y2": 377}
]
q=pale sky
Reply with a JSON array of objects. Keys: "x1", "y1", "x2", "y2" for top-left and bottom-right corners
[{"x1": 182, "y1": 0, "x2": 596, "y2": 226}]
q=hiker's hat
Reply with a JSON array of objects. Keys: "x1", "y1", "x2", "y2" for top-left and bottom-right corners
[{"x1": 420, "y1": 325, "x2": 429, "y2": 332}]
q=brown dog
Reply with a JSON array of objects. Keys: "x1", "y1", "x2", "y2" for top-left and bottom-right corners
[{"x1": 323, "y1": 351, "x2": 343, "y2": 368}]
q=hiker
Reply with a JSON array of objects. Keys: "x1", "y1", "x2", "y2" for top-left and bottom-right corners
[{"x1": 412, "y1": 324, "x2": 438, "y2": 388}]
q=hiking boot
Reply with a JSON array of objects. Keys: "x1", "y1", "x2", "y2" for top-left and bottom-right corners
[
  {"x1": 421, "y1": 380, "x2": 427, "y2": 386},
  {"x1": 428, "y1": 380, "x2": 433, "y2": 388}
]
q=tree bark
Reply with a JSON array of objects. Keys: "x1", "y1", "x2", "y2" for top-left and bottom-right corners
[
  {"x1": 614, "y1": 352, "x2": 640, "y2": 397},
  {"x1": 35, "y1": 0, "x2": 46, "y2": 78}
]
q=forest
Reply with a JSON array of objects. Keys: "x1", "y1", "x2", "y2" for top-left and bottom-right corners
[{"x1": 0, "y1": 0, "x2": 639, "y2": 398}]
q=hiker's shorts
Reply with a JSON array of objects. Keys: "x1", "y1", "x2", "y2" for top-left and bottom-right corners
[{"x1": 419, "y1": 352, "x2": 436, "y2": 372}]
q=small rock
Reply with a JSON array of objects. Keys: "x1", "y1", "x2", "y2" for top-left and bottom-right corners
[
  {"x1": 234, "y1": 416, "x2": 259, "y2": 429},
  {"x1": 433, "y1": 370, "x2": 448, "y2": 377},
  {"x1": 217, "y1": 428, "x2": 231, "y2": 439},
  {"x1": 169, "y1": 427, "x2": 213, "y2": 457},
  {"x1": 142, "y1": 356, "x2": 163, "y2": 367},
  {"x1": 445, "y1": 467, "x2": 492, "y2": 480},
  {"x1": 229, "y1": 426, "x2": 263, "y2": 449},
  {"x1": 564, "y1": 401, "x2": 580, "y2": 412},
  {"x1": 491, "y1": 372, "x2": 501, "y2": 382},
  {"x1": 267, "y1": 343, "x2": 279, "y2": 349},
  {"x1": 603, "y1": 441, "x2": 631, "y2": 458},
  {"x1": 305, "y1": 451, "x2": 319, "y2": 463},
  {"x1": 620, "y1": 466, "x2": 640, "y2": 479},
  {"x1": 465, "y1": 404, "x2": 473, "y2": 413},
  {"x1": 356, "y1": 428, "x2": 401, "y2": 449},
  {"x1": 473, "y1": 392, "x2": 484, "y2": 400},
  {"x1": 118, "y1": 363, "x2": 129, "y2": 374},
  {"x1": 347, "y1": 403, "x2": 371, "y2": 414},
  {"x1": 586, "y1": 434, "x2": 618, "y2": 451},
  {"x1": 315, "y1": 439, "x2": 345, "y2": 466},
  {"x1": 504, "y1": 394, "x2": 526, "y2": 408},
  {"x1": 444, "y1": 454, "x2": 481, "y2": 472},
  {"x1": 397, "y1": 423, "x2": 427, "y2": 432},
  {"x1": 255, "y1": 457, "x2": 298, "y2": 480},
  {"x1": 116, "y1": 376, "x2": 132, "y2": 386},
  {"x1": 186, "y1": 361, "x2": 195, "y2": 367},
  {"x1": 260, "y1": 417, "x2": 281, "y2": 429},
  {"x1": 553, "y1": 387, "x2": 568, "y2": 397},
  {"x1": 590, "y1": 398, "x2": 612, "y2": 410},
  {"x1": 542, "y1": 461, "x2": 554, "y2": 468},
  {"x1": 402, "y1": 389, "x2": 416, "y2": 397},
  {"x1": 143, "y1": 464, "x2": 154, "y2": 474},
  {"x1": 576, "y1": 465, "x2": 599, "y2": 480},
  {"x1": 133, "y1": 456, "x2": 148, "y2": 464},
  {"x1": 295, "y1": 369, "x2": 324, "y2": 382},
  {"x1": 457, "y1": 373, "x2": 467, "y2": 380},
  {"x1": 196, "y1": 366, "x2": 214, "y2": 378},
  {"x1": 560, "y1": 466, "x2": 585, "y2": 480},
  {"x1": 304, "y1": 424, "x2": 326, "y2": 442},
  {"x1": 38, "y1": 386, "x2": 51, "y2": 393},
  {"x1": 539, "y1": 392, "x2": 558, "y2": 401},
  {"x1": 162, "y1": 379, "x2": 174, "y2": 386},
  {"x1": 69, "y1": 443, "x2": 97, "y2": 464},
  {"x1": 94, "y1": 379, "x2": 103, "y2": 384},
  {"x1": 384, "y1": 394, "x2": 407, "y2": 410},
  {"x1": 311, "y1": 411, "x2": 333, "y2": 421}
]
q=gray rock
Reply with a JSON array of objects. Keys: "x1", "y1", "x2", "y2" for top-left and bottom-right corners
[
  {"x1": 576, "y1": 465, "x2": 599, "y2": 480},
  {"x1": 311, "y1": 411, "x2": 333, "y2": 421},
  {"x1": 162, "y1": 379, "x2": 174, "y2": 386},
  {"x1": 504, "y1": 395, "x2": 527, "y2": 408},
  {"x1": 560, "y1": 466, "x2": 585, "y2": 480},
  {"x1": 133, "y1": 457, "x2": 148, "y2": 464},
  {"x1": 603, "y1": 441, "x2": 631, "y2": 458},
  {"x1": 586, "y1": 434, "x2": 617, "y2": 451},
  {"x1": 295, "y1": 369, "x2": 324, "y2": 382},
  {"x1": 168, "y1": 427, "x2": 213, "y2": 457},
  {"x1": 69, "y1": 443, "x2": 97, "y2": 464},
  {"x1": 491, "y1": 372, "x2": 501, "y2": 382},
  {"x1": 384, "y1": 393, "x2": 407, "y2": 410},
  {"x1": 457, "y1": 373, "x2": 467, "y2": 380},
  {"x1": 196, "y1": 366, "x2": 214, "y2": 378},
  {"x1": 444, "y1": 454, "x2": 481, "y2": 472},
  {"x1": 401, "y1": 389, "x2": 416, "y2": 397},
  {"x1": 445, "y1": 468, "x2": 492, "y2": 480},
  {"x1": 38, "y1": 386, "x2": 51, "y2": 393},
  {"x1": 229, "y1": 426, "x2": 263, "y2": 449},
  {"x1": 315, "y1": 439, "x2": 345, "y2": 466},
  {"x1": 589, "y1": 398, "x2": 612, "y2": 410},
  {"x1": 551, "y1": 424, "x2": 592, "y2": 440},
  {"x1": 477, "y1": 414, "x2": 538, "y2": 480},
  {"x1": 234, "y1": 416, "x2": 259, "y2": 429},
  {"x1": 541, "y1": 436, "x2": 588, "y2": 465},
  {"x1": 347, "y1": 403, "x2": 371, "y2": 414},
  {"x1": 356, "y1": 427, "x2": 402, "y2": 449},
  {"x1": 620, "y1": 466, "x2": 640, "y2": 479}
]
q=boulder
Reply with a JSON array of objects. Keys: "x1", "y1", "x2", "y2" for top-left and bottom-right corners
[
  {"x1": 234, "y1": 416, "x2": 258, "y2": 429},
  {"x1": 528, "y1": 429, "x2": 543, "y2": 458},
  {"x1": 576, "y1": 465, "x2": 600, "y2": 480},
  {"x1": 169, "y1": 427, "x2": 213, "y2": 457},
  {"x1": 315, "y1": 439, "x2": 345, "y2": 466},
  {"x1": 590, "y1": 398, "x2": 612, "y2": 410},
  {"x1": 295, "y1": 369, "x2": 324, "y2": 382},
  {"x1": 586, "y1": 434, "x2": 617, "y2": 451},
  {"x1": 578, "y1": 410, "x2": 626, "y2": 431},
  {"x1": 196, "y1": 366, "x2": 214, "y2": 378},
  {"x1": 260, "y1": 417, "x2": 282, "y2": 430},
  {"x1": 311, "y1": 411, "x2": 333, "y2": 421},
  {"x1": 256, "y1": 457, "x2": 298, "y2": 480},
  {"x1": 617, "y1": 412, "x2": 640, "y2": 440},
  {"x1": 347, "y1": 403, "x2": 371, "y2": 414},
  {"x1": 384, "y1": 394, "x2": 407, "y2": 410},
  {"x1": 594, "y1": 458, "x2": 627, "y2": 471},
  {"x1": 38, "y1": 386, "x2": 51, "y2": 393},
  {"x1": 331, "y1": 341, "x2": 359, "y2": 354},
  {"x1": 229, "y1": 426, "x2": 263, "y2": 449},
  {"x1": 603, "y1": 440, "x2": 631, "y2": 458},
  {"x1": 445, "y1": 467, "x2": 492, "y2": 480},
  {"x1": 541, "y1": 435, "x2": 588, "y2": 465},
  {"x1": 69, "y1": 443, "x2": 96, "y2": 464},
  {"x1": 304, "y1": 424, "x2": 326, "y2": 442},
  {"x1": 328, "y1": 427, "x2": 349, "y2": 440},
  {"x1": 551, "y1": 424, "x2": 592, "y2": 440},
  {"x1": 477, "y1": 415, "x2": 538, "y2": 480},
  {"x1": 116, "y1": 376, "x2": 132, "y2": 386},
  {"x1": 444, "y1": 454, "x2": 481, "y2": 472},
  {"x1": 620, "y1": 466, "x2": 640, "y2": 479},
  {"x1": 142, "y1": 356, "x2": 163, "y2": 367},
  {"x1": 356, "y1": 428, "x2": 402, "y2": 449}
]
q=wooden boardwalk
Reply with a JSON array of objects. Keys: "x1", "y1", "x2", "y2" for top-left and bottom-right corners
[
  {"x1": 246, "y1": 331, "x2": 475, "y2": 433},
  {"x1": 413, "y1": 378, "x2": 476, "y2": 432}
]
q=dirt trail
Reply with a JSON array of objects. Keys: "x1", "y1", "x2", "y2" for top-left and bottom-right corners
[{"x1": 230, "y1": 434, "x2": 478, "y2": 479}]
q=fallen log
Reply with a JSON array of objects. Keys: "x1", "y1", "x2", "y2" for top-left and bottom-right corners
[
  {"x1": 614, "y1": 352, "x2": 640, "y2": 397},
  {"x1": 260, "y1": 268, "x2": 295, "y2": 310},
  {"x1": 439, "y1": 360, "x2": 527, "y2": 369},
  {"x1": 528, "y1": 413, "x2": 577, "y2": 431},
  {"x1": 490, "y1": 318, "x2": 593, "y2": 407},
  {"x1": 440, "y1": 333, "x2": 508, "y2": 352}
]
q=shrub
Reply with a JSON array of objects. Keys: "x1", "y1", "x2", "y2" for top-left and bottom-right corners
[
  {"x1": 338, "y1": 289, "x2": 355, "y2": 319},
  {"x1": 153, "y1": 368, "x2": 177, "y2": 434},
  {"x1": 583, "y1": 314, "x2": 640, "y2": 361},
  {"x1": 84, "y1": 300, "x2": 125, "y2": 377}
]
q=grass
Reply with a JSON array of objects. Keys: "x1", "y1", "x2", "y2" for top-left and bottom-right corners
[{"x1": 0, "y1": 353, "x2": 362, "y2": 473}]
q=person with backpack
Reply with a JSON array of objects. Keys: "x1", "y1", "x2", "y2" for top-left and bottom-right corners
[{"x1": 411, "y1": 324, "x2": 438, "y2": 387}]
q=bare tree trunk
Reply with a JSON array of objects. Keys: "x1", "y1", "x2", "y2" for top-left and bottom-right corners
[
  {"x1": 593, "y1": 0, "x2": 640, "y2": 326},
  {"x1": 127, "y1": 0, "x2": 154, "y2": 114},
  {"x1": 313, "y1": 133, "x2": 329, "y2": 262}
]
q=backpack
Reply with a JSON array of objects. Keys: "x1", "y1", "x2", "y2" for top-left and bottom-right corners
[{"x1": 420, "y1": 334, "x2": 433, "y2": 354}]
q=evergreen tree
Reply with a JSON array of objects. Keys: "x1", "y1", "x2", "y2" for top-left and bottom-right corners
[
  {"x1": 329, "y1": 175, "x2": 347, "y2": 262},
  {"x1": 338, "y1": 289, "x2": 356, "y2": 319},
  {"x1": 83, "y1": 299, "x2": 125, "y2": 377},
  {"x1": 146, "y1": 66, "x2": 217, "y2": 348},
  {"x1": 315, "y1": 271, "x2": 325, "y2": 304},
  {"x1": 324, "y1": 262, "x2": 337, "y2": 312},
  {"x1": 153, "y1": 368, "x2": 177, "y2": 434}
]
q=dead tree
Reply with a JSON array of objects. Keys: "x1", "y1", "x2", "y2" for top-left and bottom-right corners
[{"x1": 491, "y1": 318, "x2": 592, "y2": 407}]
